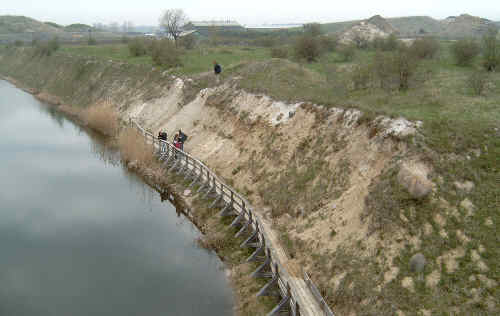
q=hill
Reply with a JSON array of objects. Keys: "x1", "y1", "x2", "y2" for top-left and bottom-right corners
[
  {"x1": 441, "y1": 14, "x2": 495, "y2": 38},
  {"x1": 0, "y1": 15, "x2": 61, "y2": 34},
  {"x1": 323, "y1": 14, "x2": 497, "y2": 39},
  {"x1": 386, "y1": 16, "x2": 442, "y2": 37},
  {"x1": 339, "y1": 15, "x2": 396, "y2": 45},
  {"x1": 64, "y1": 23, "x2": 94, "y2": 32}
]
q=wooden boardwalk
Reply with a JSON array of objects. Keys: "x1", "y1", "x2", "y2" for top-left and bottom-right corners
[{"x1": 131, "y1": 119, "x2": 334, "y2": 316}]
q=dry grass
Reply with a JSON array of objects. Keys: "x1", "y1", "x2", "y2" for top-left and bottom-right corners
[
  {"x1": 117, "y1": 127, "x2": 156, "y2": 166},
  {"x1": 81, "y1": 101, "x2": 120, "y2": 137}
]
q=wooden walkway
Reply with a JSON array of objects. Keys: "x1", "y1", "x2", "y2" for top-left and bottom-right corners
[{"x1": 131, "y1": 119, "x2": 334, "y2": 316}]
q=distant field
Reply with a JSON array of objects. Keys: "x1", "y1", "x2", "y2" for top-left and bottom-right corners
[{"x1": 60, "y1": 44, "x2": 270, "y2": 75}]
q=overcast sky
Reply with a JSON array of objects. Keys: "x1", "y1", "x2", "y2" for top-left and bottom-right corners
[{"x1": 1, "y1": 0, "x2": 499, "y2": 26}]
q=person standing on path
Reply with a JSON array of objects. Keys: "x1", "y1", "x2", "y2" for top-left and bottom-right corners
[{"x1": 213, "y1": 61, "x2": 222, "y2": 83}]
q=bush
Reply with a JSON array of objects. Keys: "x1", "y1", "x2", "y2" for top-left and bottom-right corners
[
  {"x1": 411, "y1": 37, "x2": 439, "y2": 59},
  {"x1": 353, "y1": 34, "x2": 369, "y2": 49},
  {"x1": 14, "y1": 40, "x2": 23, "y2": 47},
  {"x1": 88, "y1": 37, "x2": 97, "y2": 45},
  {"x1": 338, "y1": 45, "x2": 356, "y2": 62},
  {"x1": 467, "y1": 70, "x2": 488, "y2": 96},
  {"x1": 34, "y1": 37, "x2": 60, "y2": 56},
  {"x1": 121, "y1": 36, "x2": 129, "y2": 44},
  {"x1": 294, "y1": 35, "x2": 321, "y2": 62},
  {"x1": 179, "y1": 34, "x2": 196, "y2": 49},
  {"x1": 319, "y1": 35, "x2": 338, "y2": 53},
  {"x1": 373, "y1": 47, "x2": 419, "y2": 91},
  {"x1": 128, "y1": 38, "x2": 148, "y2": 57},
  {"x1": 373, "y1": 34, "x2": 400, "y2": 51},
  {"x1": 482, "y1": 29, "x2": 499, "y2": 72},
  {"x1": 303, "y1": 23, "x2": 323, "y2": 37},
  {"x1": 350, "y1": 63, "x2": 373, "y2": 90},
  {"x1": 151, "y1": 39, "x2": 182, "y2": 68},
  {"x1": 271, "y1": 46, "x2": 289, "y2": 59},
  {"x1": 256, "y1": 37, "x2": 276, "y2": 47},
  {"x1": 451, "y1": 38, "x2": 480, "y2": 66}
]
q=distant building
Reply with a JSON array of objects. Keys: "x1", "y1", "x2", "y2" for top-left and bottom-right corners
[{"x1": 184, "y1": 20, "x2": 245, "y2": 35}]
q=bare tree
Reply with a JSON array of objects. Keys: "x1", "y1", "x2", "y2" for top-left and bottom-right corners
[{"x1": 159, "y1": 9, "x2": 188, "y2": 45}]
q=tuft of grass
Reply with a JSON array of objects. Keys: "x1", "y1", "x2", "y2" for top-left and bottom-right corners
[
  {"x1": 81, "y1": 101, "x2": 120, "y2": 137},
  {"x1": 117, "y1": 127, "x2": 156, "y2": 167}
]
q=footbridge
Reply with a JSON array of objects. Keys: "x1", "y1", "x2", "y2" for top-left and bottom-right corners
[{"x1": 130, "y1": 119, "x2": 335, "y2": 316}]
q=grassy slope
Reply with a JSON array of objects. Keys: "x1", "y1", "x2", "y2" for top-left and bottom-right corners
[
  {"x1": 387, "y1": 16, "x2": 443, "y2": 36},
  {"x1": 1, "y1": 43, "x2": 498, "y2": 314},
  {"x1": 0, "y1": 15, "x2": 61, "y2": 34},
  {"x1": 60, "y1": 44, "x2": 270, "y2": 75}
]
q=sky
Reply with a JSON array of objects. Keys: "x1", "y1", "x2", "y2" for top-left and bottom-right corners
[{"x1": 1, "y1": 0, "x2": 499, "y2": 26}]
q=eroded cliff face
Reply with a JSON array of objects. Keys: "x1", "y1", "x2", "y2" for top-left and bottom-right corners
[
  {"x1": 3, "y1": 50, "x2": 495, "y2": 315},
  {"x1": 120, "y1": 77, "x2": 430, "y2": 313}
]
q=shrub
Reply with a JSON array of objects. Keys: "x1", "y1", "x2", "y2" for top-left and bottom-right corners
[
  {"x1": 350, "y1": 63, "x2": 373, "y2": 90},
  {"x1": 88, "y1": 37, "x2": 97, "y2": 45},
  {"x1": 319, "y1": 35, "x2": 338, "y2": 53},
  {"x1": 482, "y1": 29, "x2": 499, "y2": 72},
  {"x1": 14, "y1": 40, "x2": 23, "y2": 47},
  {"x1": 338, "y1": 45, "x2": 356, "y2": 62},
  {"x1": 467, "y1": 70, "x2": 488, "y2": 96},
  {"x1": 128, "y1": 38, "x2": 148, "y2": 57},
  {"x1": 394, "y1": 46, "x2": 419, "y2": 90},
  {"x1": 179, "y1": 34, "x2": 196, "y2": 49},
  {"x1": 151, "y1": 39, "x2": 182, "y2": 68},
  {"x1": 373, "y1": 47, "x2": 419, "y2": 91},
  {"x1": 294, "y1": 35, "x2": 321, "y2": 62},
  {"x1": 411, "y1": 37, "x2": 439, "y2": 59},
  {"x1": 352, "y1": 34, "x2": 369, "y2": 49},
  {"x1": 271, "y1": 46, "x2": 289, "y2": 58},
  {"x1": 451, "y1": 38, "x2": 480, "y2": 66},
  {"x1": 34, "y1": 37, "x2": 60, "y2": 56},
  {"x1": 256, "y1": 36, "x2": 276, "y2": 47},
  {"x1": 373, "y1": 34, "x2": 400, "y2": 51},
  {"x1": 121, "y1": 35, "x2": 129, "y2": 44},
  {"x1": 303, "y1": 23, "x2": 323, "y2": 37}
]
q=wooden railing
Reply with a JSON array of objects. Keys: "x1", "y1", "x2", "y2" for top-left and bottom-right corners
[{"x1": 130, "y1": 119, "x2": 335, "y2": 316}]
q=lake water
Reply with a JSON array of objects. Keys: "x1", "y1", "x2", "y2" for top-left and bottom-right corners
[{"x1": 0, "y1": 80, "x2": 233, "y2": 316}]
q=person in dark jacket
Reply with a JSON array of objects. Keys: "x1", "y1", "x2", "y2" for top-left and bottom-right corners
[
  {"x1": 157, "y1": 131, "x2": 167, "y2": 152},
  {"x1": 213, "y1": 61, "x2": 221, "y2": 83},
  {"x1": 178, "y1": 129, "x2": 188, "y2": 150}
]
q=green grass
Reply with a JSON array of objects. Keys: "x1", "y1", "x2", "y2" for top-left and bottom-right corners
[{"x1": 60, "y1": 44, "x2": 270, "y2": 75}]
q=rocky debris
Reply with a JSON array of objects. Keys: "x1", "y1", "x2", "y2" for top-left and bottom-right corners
[
  {"x1": 459, "y1": 198, "x2": 475, "y2": 216},
  {"x1": 426, "y1": 270, "x2": 440, "y2": 288},
  {"x1": 409, "y1": 253, "x2": 426, "y2": 273},
  {"x1": 454, "y1": 180, "x2": 475, "y2": 193},
  {"x1": 397, "y1": 161, "x2": 433, "y2": 199},
  {"x1": 401, "y1": 277, "x2": 415, "y2": 292},
  {"x1": 484, "y1": 217, "x2": 493, "y2": 227},
  {"x1": 375, "y1": 117, "x2": 422, "y2": 140}
]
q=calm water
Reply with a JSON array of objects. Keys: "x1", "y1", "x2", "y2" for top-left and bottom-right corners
[{"x1": 0, "y1": 80, "x2": 233, "y2": 316}]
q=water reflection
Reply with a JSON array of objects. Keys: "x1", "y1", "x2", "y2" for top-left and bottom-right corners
[{"x1": 0, "y1": 80, "x2": 233, "y2": 316}]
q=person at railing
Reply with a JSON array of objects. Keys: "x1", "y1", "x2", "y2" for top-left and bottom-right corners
[
  {"x1": 157, "y1": 131, "x2": 167, "y2": 153},
  {"x1": 177, "y1": 129, "x2": 188, "y2": 151},
  {"x1": 173, "y1": 133, "x2": 181, "y2": 158}
]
